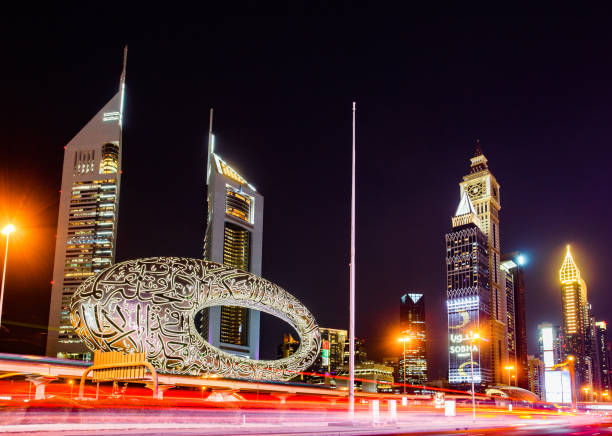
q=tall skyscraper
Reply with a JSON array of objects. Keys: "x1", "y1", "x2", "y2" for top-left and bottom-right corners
[
  {"x1": 527, "y1": 355, "x2": 546, "y2": 400},
  {"x1": 559, "y1": 245, "x2": 592, "y2": 395},
  {"x1": 595, "y1": 321, "x2": 611, "y2": 396},
  {"x1": 500, "y1": 253, "x2": 528, "y2": 389},
  {"x1": 458, "y1": 141, "x2": 507, "y2": 384},
  {"x1": 306, "y1": 327, "x2": 347, "y2": 377},
  {"x1": 46, "y1": 48, "x2": 127, "y2": 359},
  {"x1": 446, "y1": 191, "x2": 492, "y2": 385},
  {"x1": 399, "y1": 293, "x2": 427, "y2": 385},
  {"x1": 201, "y1": 112, "x2": 263, "y2": 359},
  {"x1": 538, "y1": 322, "x2": 564, "y2": 369}
]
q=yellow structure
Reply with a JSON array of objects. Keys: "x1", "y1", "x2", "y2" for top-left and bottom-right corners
[
  {"x1": 560, "y1": 245, "x2": 588, "y2": 335},
  {"x1": 459, "y1": 141, "x2": 507, "y2": 384}
]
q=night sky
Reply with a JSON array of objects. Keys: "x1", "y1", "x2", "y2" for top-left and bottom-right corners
[{"x1": 1, "y1": 5, "x2": 612, "y2": 379}]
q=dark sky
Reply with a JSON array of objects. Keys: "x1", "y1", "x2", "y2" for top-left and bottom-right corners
[{"x1": 1, "y1": 4, "x2": 612, "y2": 379}]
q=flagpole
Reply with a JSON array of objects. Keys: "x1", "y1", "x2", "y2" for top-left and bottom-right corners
[{"x1": 349, "y1": 101, "x2": 356, "y2": 419}]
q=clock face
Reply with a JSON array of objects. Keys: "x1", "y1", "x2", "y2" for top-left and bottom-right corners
[{"x1": 467, "y1": 182, "x2": 485, "y2": 198}]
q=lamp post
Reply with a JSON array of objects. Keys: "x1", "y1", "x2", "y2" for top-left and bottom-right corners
[
  {"x1": 0, "y1": 224, "x2": 15, "y2": 328},
  {"x1": 398, "y1": 334, "x2": 413, "y2": 395},
  {"x1": 504, "y1": 365, "x2": 515, "y2": 387},
  {"x1": 68, "y1": 380, "x2": 74, "y2": 400},
  {"x1": 469, "y1": 331, "x2": 482, "y2": 422}
]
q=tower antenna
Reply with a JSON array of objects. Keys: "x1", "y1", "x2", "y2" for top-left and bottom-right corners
[{"x1": 207, "y1": 108, "x2": 214, "y2": 181}]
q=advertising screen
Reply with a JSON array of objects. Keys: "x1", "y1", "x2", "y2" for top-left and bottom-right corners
[
  {"x1": 447, "y1": 296, "x2": 481, "y2": 384},
  {"x1": 545, "y1": 370, "x2": 572, "y2": 403}
]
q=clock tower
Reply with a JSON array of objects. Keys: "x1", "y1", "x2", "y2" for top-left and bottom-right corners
[{"x1": 459, "y1": 140, "x2": 508, "y2": 384}]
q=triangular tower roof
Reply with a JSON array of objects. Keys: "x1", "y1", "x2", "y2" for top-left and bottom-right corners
[
  {"x1": 560, "y1": 245, "x2": 581, "y2": 283},
  {"x1": 474, "y1": 139, "x2": 484, "y2": 157},
  {"x1": 455, "y1": 191, "x2": 477, "y2": 216},
  {"x1": 452, "y1": 191, "x2": 482, "y2": 229}
]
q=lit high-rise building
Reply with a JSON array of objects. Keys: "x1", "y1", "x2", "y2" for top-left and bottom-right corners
[
  {"x1": 399, "y1": 293, "x2": 427, "y2": 385},
  {"x1": 527, "y1": 355, "x2": 546, "y2": 400},
  {"x1": 559, "y1": 245, "x2": 591, "y2": 394},
  {"x1": 46, "y1": 48, "x2": 127, "y2": 360},
  {"x1": 446, "y1": 191, "x2": 492, "y2": 385},
  {"x1": 500, "y1": 253, "x2": 529, "y2": 390},
  {"x1": 458, "y1": 140, "x2": 507, "y2": 384},
  {"x1": 277, "y1": 333, "x2": 299, "y2": 359},
  {"x1": 538, "y1": 323, "x2": 564, "y2": 369},
  {"x1": 200, "y1": 112, "x2": 263, "y2": 359},
  {"x1": 595, "y1": 321, "x2": 611, "y2": 397}
]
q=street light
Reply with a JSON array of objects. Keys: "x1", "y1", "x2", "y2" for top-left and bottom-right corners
[
  {"x1": 504, "y1": 365, "x2": 515, "y2": 387},
  {"x1": 398, "y1": 334, "x2": 413, "y2": 395},
  {"x1": 0, "y1": 224, "x2": 15, "y2": 328},
  {"x1": 68, "y1": 379, "x2": 74, "y2": 400},
  {"x1": 469, "y1": 331, "x2": 484, "y2": 422}
]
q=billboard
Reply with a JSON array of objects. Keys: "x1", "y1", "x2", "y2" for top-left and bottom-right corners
[
  {"x1": 545, "y1": 370, "x2": 572, "y2": 403},
  {"x1": 447, "y1": 296, "x2": 482, "y2": 384}
]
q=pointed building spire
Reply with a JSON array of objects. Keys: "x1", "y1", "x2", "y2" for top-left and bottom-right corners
[
  {"x1": 560, "y1": 244, "x2": 581, "y2": 283},
  {"x1": 474, "y1": 139, "x2": 483, "y2": 157},
  {"x1": 469, "y1": 139, "x2": 488, "y2": 173},
  {"x1": 119, "y1": 45, "x2": 127, "y2": 128}
]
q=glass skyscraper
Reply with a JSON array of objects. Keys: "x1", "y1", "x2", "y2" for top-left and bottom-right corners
[
  {"x1": 46, "y1": 48, "x2": 127, "y2": 360},
  {"x1": 446, "y1": 191, "x2": 492, "y2": 385},
  {"x1": 399, "y1": 293, "x2": 427, "y2": 385}
]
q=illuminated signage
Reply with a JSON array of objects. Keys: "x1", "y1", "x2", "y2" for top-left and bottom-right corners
[
  {"x1": 541, "y1": 326, "x2": 555, "y2": 368},
  {"x1": 321, "y1": 340, "x2": 330, "y2": 367},
  {"x1": 545, "y1": 370, "x2": 571, "y2": 403},
  {"x1": 447, "y1": 296, "x2": 482, "y2": 384}
]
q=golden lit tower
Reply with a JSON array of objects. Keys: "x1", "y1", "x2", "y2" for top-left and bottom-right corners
[
  {"x1": 459, "y1": 140, "x2": 507, "y2": 384},
  {"x1": 559, "y1": 245, "x2": 591, "y2": 391}
]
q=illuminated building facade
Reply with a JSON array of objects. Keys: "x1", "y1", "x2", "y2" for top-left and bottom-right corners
[
  {"x1": 527, "y1": 355, "x2": 545, "y2": 400},
  {"x1": 201, "y1": 121, "x2": 263, "y2": 359},
  {"x1": 500, "y1": 253, "x2": 529, "y2": 389},
  {"x1": 343, "y1": 337, "x2": 368, "y2": 365},
  {"x1": 336, "y1": 362, "x2": 394, "y2": 393},
  {"x1": 459, "y1": 141, "x2": 507, "y2": 384},
  {"x1": 306, "y1": 327, "x2": 347, "y2": 374},
  {"x1": 595, "y1": 321, "x2": 611, "y2": 396},
  {"x1": 559, "y1": 245, "x2": 592, "y2": 395},
  {"x1": 538, "y1": 323, "x2": 564, "y2": 369},
  {"x1": 399, "y1": 293, "x2": 427, "y2": 385},
  {"x1": 277, "y1": 333, "x2": 300, "y2": 358},
  {"x1": 446, "y1": 191, "x2": 492, "y2": 385},
  {"x1": 46, "y1": 49, "x2": 127, "y2": 360}
]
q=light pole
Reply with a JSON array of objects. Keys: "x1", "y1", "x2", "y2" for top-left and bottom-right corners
[
  {"x1": 504, "y1": 365, "x2": 515, "y2": 387},
  {"x1": 0, "y1": 224, "x2": 15, "y2": 328},
  {"x1": 469, "y1": 331, "x2": 482, "y2": 422},
  {"x1": 68, "y1": 380, "x2": 74, "y2": 400},
  {"x1": 398, "y1": 334, "x2": 412, "y2": 395}
]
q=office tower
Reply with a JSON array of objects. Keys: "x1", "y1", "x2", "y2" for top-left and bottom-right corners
[
  {"x1": 343, "y1": 337, "x2": 367, "y2": 365},
  {"x1": 277, "y1": 333, "x2": 299, "y2": 358},
  {"x1": 459, "y1": 140, "x2": 507, "y2": 384},
  {"x1": 307, "y1": 327, "x2": 347, "y2": 375},
  {"x1": 446, "y1": 191, "x2": 492, "y2": 385},
  {"x1": 46, "y1": 48, "x2": 127, "y2": 359},
  {"x1": 382, "y1": 356, "x2": 400, "y2": 384},
  {"x1": 595, "y1": 321, "x2": 611, "y2": 397},
  {"x1": 559, "y1": 245, "x2": 591, "y2": 395},
  {"x1": 500, "y1": 253, "x2": 529, "y2": 389},
  {"x1": 399, "y1": 293, "x2": 427, "y2": 384},
  {"x1": 527, "y1": 355, "x2": 546, "y2": 400},
  {"x1": 538, "y1": 323, "x2": 564, "y2": 369},
  {"x1": 201, "y1": 114, "x2": 263, "y2": 359}
]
